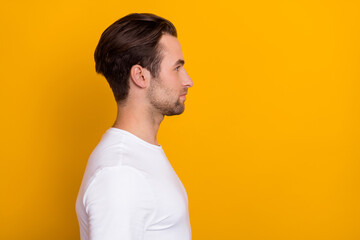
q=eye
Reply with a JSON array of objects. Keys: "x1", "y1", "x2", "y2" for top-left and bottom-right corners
[{"x1": 175, "y1": 65, "x2": 181, "y2": 71}]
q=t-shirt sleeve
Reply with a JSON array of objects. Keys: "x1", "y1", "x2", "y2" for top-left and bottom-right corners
[{"x1": 83, "y1": 166, "x2": 155, "y2": 240}]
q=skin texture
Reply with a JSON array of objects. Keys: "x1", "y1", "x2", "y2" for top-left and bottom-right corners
[{"x1": 112, "y1": 34, "x2": 193, "y2": 146}]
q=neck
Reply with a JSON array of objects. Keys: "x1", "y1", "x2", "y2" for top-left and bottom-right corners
[{"x1": 111, "y1": 100, "x2": 164, "y2": 146}]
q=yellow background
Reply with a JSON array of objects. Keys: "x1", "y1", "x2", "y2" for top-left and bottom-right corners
[{"x1": 1, "y1": 0, "x2": 359, "y2": 239}]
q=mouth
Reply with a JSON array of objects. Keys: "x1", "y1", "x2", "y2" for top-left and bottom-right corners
[
  {"x1": 180, "y1": 89, "x2": 188, "y2": 100},
  {"x1": 180, "y1": 94, "x2": 187, "y2": 100},
  {"x1": 180, "y1": 90, "x2": 188, "y2": 96}
]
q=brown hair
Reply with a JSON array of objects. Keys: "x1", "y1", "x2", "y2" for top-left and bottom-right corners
[{"x1": 94, "y1": 13, "x2": 177, "y2": 103}]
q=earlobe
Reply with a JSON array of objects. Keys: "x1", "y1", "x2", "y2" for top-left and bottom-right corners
[{"x1": 130, "y1": 65, "x2": 147, "y2": 88}]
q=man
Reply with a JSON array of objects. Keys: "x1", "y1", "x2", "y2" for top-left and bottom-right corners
[{"x1": 75, "y1": 13, "x2": 193, "y2": 240}]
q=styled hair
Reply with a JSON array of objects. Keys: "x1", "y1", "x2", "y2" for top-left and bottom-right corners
[{"x1": 94, "y1": 13, "x2": 177, "y2": 103}]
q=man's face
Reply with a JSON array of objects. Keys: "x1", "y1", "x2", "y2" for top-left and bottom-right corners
[{"x1": 147, "y1": 34, "x2": 193, "y2": 116}]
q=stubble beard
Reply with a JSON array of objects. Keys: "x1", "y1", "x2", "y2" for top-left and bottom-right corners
[{"x1": 147, "y1": 77, "x2": 185, "y2": 116}]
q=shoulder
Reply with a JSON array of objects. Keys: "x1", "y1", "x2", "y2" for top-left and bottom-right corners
[
  {"x1": 81, "y1": 166, "x2": 157, "y2": 239},
  {"x1": 87, "y1": 166, "x2": 148, "y2": 193},
  {"x1": 83, "y1": 166, "x2": 155, "y2": 213}
]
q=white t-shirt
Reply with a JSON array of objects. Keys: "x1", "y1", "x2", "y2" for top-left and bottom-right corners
[{"x1": 75, "y1": 127, "x2": 191, "y2": 240}]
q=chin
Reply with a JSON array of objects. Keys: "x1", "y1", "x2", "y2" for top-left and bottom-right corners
[
  {"x1": 165, "y1": 109, "x2": 185, "y2": 116},
  {"x1": 164, "y1": 105, "x2": 185, "y2": 116}
]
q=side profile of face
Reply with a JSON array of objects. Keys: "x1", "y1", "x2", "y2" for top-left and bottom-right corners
[{"x1": 146, "y1": 34, "x2": 193, "y2": 116}]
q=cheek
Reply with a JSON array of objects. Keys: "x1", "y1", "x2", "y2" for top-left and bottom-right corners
[
  {"x1": 164, "y1": 72, "x2": 180, "y2": 88},
  {"x1": 158, "y1": 69, "x2": 182, "y2": 91}
]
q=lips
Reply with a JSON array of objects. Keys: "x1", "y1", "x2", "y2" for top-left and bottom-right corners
[
  {"x1": 180, "y1": 90, "x2": 188, "y2": 96},
  {"x1": 180, "y1": 89, "x2": 188, "y2": 99}
]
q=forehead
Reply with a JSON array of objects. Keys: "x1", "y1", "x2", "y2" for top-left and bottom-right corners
[{"x1": 158, "y1": 34, "x2": 184, "y2": 64}]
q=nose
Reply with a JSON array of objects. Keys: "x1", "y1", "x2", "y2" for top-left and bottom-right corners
[{"x1": 183, "y1": 69, "x2": 193, "y2": 88}]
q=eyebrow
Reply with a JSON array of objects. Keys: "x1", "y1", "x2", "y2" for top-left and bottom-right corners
[{"x1": 173, "y1": 59, "x2": 185, "y2": 67}]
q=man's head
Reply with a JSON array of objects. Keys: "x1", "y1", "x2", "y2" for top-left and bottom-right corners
[{"x1": 94, "y1": 13, "x2": 193, "y2": 116}]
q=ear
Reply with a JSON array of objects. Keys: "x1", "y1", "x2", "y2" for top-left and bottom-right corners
[{"x1": 130, "y1": 64, "x2": 150, "y2": 88}]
